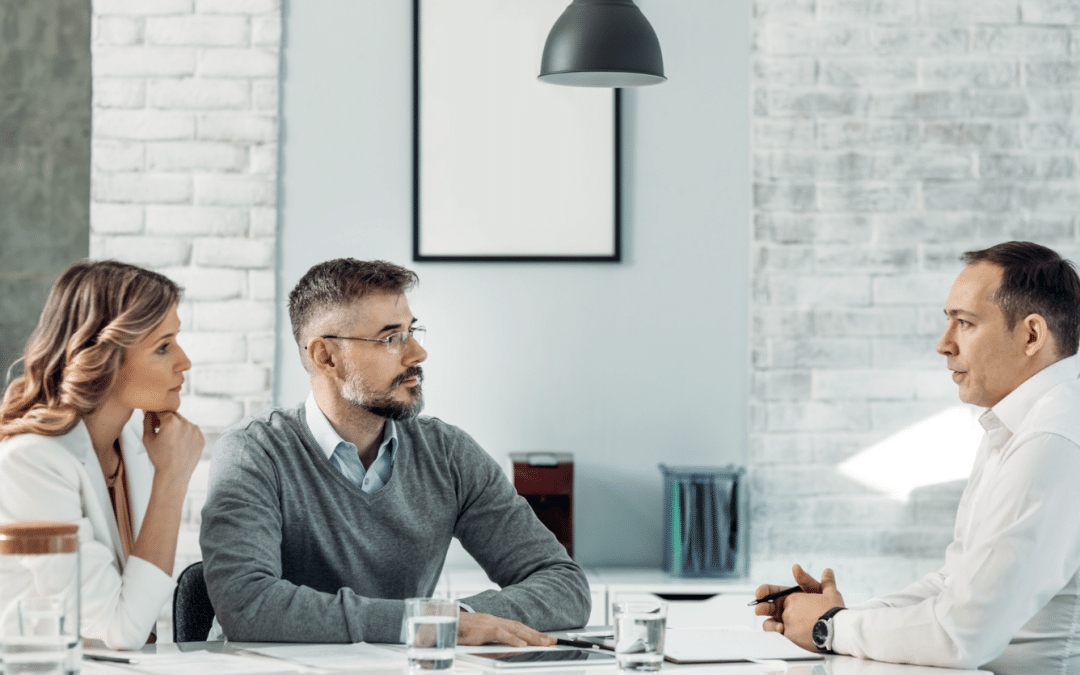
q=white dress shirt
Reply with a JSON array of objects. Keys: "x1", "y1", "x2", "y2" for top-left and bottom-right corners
[
  {"x1": 833, "y1": 355, "x2": 1080, "y2": 673},
  {"x1": 0, "y1": 415, "x2": 175, "y2": 650}
]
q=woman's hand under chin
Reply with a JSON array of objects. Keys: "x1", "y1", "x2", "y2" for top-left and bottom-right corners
[{"x1": 142, "y1": 410, "x2": 204, "y2": 483}]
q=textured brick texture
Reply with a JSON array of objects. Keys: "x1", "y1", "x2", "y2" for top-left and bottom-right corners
[
  {"x1": 751, "y1": 0, "x2": 1080, "y2": 600},
  {"x1": 90, "y1": 0, "x2": 280, "y2": 624}
]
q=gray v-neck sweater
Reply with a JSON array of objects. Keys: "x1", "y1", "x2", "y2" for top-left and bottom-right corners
[{"x1": 200, "y1": 403, "x2": 590, "y2": 643}]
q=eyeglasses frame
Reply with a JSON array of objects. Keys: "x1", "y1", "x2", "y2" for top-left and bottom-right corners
[{"x1": 316, "y1": 326, "x2": 426, "y2": 354}]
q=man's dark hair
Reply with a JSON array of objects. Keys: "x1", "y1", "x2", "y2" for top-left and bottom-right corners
[
  {"x1": 288, "y1": 259, "x2": 418, "y2": 344},
  {"x1": 961, "y1": 241, "x2": 1080, "y2": 357}
]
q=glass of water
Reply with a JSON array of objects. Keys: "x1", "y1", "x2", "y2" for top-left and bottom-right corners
[
  {"x1": 404, "y1": 598, "x2": 458, "y2": 670},
  {"x1": 613, "y1": 600, "x2": 667, "y2": 672}
]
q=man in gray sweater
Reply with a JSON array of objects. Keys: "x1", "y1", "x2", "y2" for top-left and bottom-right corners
[{"x1": 200, "y1": 259, "x2": 591, "y2": 644}]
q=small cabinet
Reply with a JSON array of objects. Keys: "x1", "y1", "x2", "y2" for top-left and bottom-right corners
[{"x1": 509, "y1": 453, "x2": 574, "y2": 557}]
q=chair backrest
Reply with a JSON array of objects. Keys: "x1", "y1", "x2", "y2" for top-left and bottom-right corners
[{"x1": 172, "y1": 561, "x2": 215, "y2": 643}]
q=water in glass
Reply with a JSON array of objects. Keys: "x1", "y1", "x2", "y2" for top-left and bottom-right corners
[
  {"x1": 0, "y1": 636, "x2": 77, "y2": 675},
  {"x1": 406, "y1": 615, "x2": 457, "y2": 670}
]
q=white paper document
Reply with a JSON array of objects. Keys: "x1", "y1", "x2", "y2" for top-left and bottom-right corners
[
  {"x1": 243, "y1": 642, "x2": 406, "y2": 670},
  {"x1": 662, "y1": 664, "x2": 789, "y2": 675},
  {"x1": 664, "y1": 628, "x2": 823, "y2": 663},
  {"x1": 95, "y1": 651, "x2": 288, "y2": 675}
]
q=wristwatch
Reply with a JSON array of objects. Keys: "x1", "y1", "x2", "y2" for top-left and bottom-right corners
[{"x1": 811, "y1": 607, "x2": 846, "y2": 654}]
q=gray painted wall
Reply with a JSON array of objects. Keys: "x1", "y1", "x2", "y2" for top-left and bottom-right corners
[
  {"x1": 276, "y1": 0, "x2": 750, "y2": 567},
  {"x1": 0, "y1": 0, "x2": 91, "y2": 380}
]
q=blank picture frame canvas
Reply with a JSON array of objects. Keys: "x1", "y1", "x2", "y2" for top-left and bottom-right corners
[{"x1": 414, "y1": 0, "x2": 620, "y2": 262}]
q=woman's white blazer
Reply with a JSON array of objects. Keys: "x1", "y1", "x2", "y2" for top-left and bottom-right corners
[{"x1": 0, "y1": 415, "x2": 175, "y2": 649}]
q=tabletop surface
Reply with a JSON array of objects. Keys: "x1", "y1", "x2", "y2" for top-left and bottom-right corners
[{"x1": 83, "y1": 637, "x2": 988, "y2": 675}]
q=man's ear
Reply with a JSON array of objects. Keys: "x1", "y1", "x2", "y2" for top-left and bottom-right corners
[
  {"x1": 1021, "y1": 313, "x2": 1053, "y2": 357},
  {"x1": 306, "y1": 338, "x2": 343, "y2": 381}
]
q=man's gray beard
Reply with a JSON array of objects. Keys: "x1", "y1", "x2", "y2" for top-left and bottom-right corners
[{"x1": 341, "y1": 371, "x2": 424, "y2": 420}]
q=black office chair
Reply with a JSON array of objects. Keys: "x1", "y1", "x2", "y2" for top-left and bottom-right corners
[{"x1": 172, "y1": 561, "x2": 216, "y2": 643}]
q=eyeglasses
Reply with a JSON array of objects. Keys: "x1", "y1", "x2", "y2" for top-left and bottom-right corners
[{"x1": 319, "y1": 326, "x2": 426, "y2": 354}]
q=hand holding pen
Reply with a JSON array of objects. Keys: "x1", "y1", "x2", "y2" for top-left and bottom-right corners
[
  {"x1": 751, "y1": 563, "x2": 834, "y2": 610},
  {"x1": 748, "y1": 584, "x2": 801, "y2": 607}
]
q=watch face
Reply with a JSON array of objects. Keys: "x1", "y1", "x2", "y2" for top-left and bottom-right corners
[{"x1": 812, "y1": 619, "x2": 829, "y2": 649}]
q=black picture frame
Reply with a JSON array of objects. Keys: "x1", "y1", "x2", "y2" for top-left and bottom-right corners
[{"x1": 412, "y1": 0, "x2": 621, "y2": 263}]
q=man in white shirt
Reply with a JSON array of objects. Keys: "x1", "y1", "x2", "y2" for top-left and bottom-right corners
[{"x1": 754, "y1": 241, "x2": 1080, "y2": 674}]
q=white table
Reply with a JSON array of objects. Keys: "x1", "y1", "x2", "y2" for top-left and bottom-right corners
[{"x1": 85, "y1": 640, "x2": 987, "y2": 675}]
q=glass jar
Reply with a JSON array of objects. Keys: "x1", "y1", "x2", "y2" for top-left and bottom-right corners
[{"x1": 0, "y1": 521, "x2": 80, "y2": 675}]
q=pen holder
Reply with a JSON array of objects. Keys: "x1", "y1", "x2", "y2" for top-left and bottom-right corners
[{"x1": 659, "y1": 464, "x2": 747, "y2": 578}]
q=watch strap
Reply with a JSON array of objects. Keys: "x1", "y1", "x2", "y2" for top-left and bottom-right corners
[{"x1": 818, "y1": 606, "x2": 846, "y2": 622}]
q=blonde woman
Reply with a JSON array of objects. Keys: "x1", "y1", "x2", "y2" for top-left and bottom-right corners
[{"x1": 0, "y1": 260, "x2": 204, "y2": 649}]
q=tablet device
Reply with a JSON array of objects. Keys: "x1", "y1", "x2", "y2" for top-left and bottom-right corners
[{"x1": 457, "y1": 648, "x2": 617, "y2": 668}]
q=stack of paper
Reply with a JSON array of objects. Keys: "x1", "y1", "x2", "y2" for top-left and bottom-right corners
[
  {"x1": 243, "y1": 643, "x2": 406, "y2": 670},
  {"x1": 664, "y1": 628, "x2": 823, "y2": 664}
]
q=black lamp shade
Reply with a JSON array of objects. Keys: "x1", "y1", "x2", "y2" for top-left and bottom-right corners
[{"x1": 539, "y1": 0, "x2": 665, "y2": 87}]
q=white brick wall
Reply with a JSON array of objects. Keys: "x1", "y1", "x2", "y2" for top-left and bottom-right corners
[
  {"x1": 751, "y1": 0, "x2": 1080, "y2": 601},
  {"x1": 90, "y1": 0, "x2": 280, "y2": 633}
]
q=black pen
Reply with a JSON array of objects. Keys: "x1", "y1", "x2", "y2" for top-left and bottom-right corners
[
  {"x1": 556, "y1": 638, "x2": 600, "y2": 649},
  {"x1": 85, "y1": 654, "x2": 139, "y2": 665},
  {"x1": 747, "y1": 584, "x2": 801, "y2": 606}
]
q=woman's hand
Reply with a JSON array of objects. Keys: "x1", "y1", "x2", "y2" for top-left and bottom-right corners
[
  {"x1": 132, "y1": 410, "x2": 205, "y2": 578},
  {"x1": 142, "y1": 410, "x2": 204, "y2": 483}
]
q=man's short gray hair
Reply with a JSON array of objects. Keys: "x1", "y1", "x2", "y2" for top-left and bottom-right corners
[{"x1": 288, "y1": 259, "x2": 418, "y2": 345}]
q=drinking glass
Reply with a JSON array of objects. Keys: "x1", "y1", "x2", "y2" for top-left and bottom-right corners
[
  {"x1": 404, "y1": 598, "x2": 458, "y2": 670},
  {"x1": 613, "y1": 600, "x2": 667, "y2": 672}
]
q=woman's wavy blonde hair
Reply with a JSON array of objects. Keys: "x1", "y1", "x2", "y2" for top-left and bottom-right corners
[{"x1": 0, "y1": 260, "x2": 181, "y2": 441}]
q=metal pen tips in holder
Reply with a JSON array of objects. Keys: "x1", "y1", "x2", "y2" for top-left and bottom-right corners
[{"x1": 659, "y1": 464, "x2": 747, "y2": 578}]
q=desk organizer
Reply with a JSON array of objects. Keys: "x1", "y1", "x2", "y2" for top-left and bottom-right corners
[{"x1": 659, "y1": 464, "x2": 748, "y2": 578}]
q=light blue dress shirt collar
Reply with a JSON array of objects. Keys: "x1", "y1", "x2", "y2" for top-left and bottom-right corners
[{"x1": 304, "y1": 392, "x2": 397, "y2": 493}]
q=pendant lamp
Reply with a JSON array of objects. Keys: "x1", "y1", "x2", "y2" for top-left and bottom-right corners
[{"x1": 538, "y1": 0, "x2": 665, "y2": 87}]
